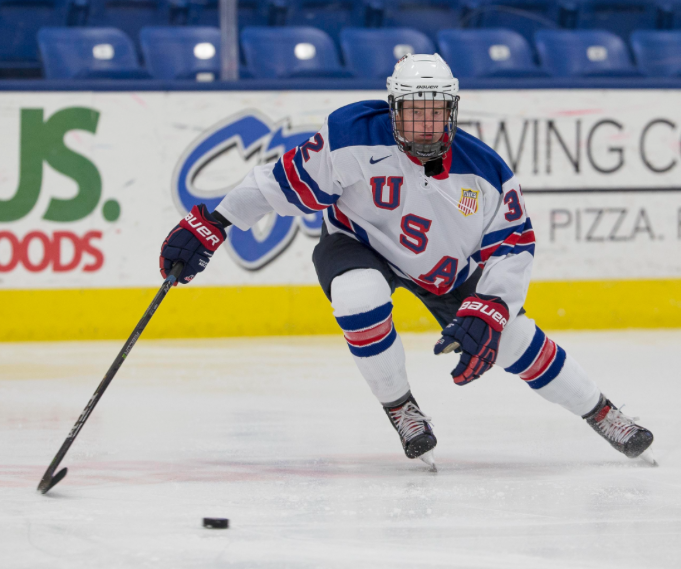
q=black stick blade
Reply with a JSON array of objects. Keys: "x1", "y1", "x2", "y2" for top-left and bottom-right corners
[
  {"x1": 37, "y1": 467, "x2": 68, "y2": 495},
  {"x1": 35, "y1": 262, "x2": 183, "y2": 496}
]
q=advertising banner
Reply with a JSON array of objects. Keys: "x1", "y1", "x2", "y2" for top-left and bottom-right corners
[{"x1": 1, "y1": 89, "x2": 680, "y2": 339}]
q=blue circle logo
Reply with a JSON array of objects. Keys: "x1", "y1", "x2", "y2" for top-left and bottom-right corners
[{"x1": 172, "y1": 111, "x2": 323, "y2": 270}]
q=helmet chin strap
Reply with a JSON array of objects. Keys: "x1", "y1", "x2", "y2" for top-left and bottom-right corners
[
  {"x1": 406, "y1": 139, "x2": 447, "y2": 161},
  {"x1": 402, "y1": 137, "x2": 446, "y2": 176}
]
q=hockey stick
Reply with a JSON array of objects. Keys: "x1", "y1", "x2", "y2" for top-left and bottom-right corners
[{"x1": 37, "y1": 262, "x2": 184, "y2": 495}]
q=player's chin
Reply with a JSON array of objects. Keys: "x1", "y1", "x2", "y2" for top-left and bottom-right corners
[{"x1": 415, "y1": 135, "x2": 441, "y2": 144}]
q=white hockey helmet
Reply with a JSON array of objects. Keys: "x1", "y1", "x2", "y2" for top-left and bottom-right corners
[{"x1": 386, "y1": 53, "x2": 460, "y2": 160}]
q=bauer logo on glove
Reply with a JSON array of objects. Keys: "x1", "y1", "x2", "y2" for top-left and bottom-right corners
[
  {"x1": 160, "y1": 204, "x2": 227, "y2": 285},
  {"x1": 458, "y1": 300, "x2": 508, "y2": 330},
  {"x1": 180, "y1": 209, "x2": 224, "y2": 250}
]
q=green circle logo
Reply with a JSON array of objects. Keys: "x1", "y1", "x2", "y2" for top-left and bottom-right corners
[{"x1": 102, "y1": 199, "x2": 120, "y2": 222}]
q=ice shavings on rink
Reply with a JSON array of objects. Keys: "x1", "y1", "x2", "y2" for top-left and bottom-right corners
[{"x1": 1, "y1": 330, "x2": 680, "y2": 569}]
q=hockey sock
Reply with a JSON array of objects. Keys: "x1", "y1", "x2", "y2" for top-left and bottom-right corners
[
  {"x1": 331, "y1": 269, "x2": 410, "y2": 405},
  {"x1": 497, "y1": 314, "x2": 601, "y2": 416}
]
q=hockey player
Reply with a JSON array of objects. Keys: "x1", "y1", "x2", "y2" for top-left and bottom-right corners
[{"x1": 159, "y1": 54, "x2": 654, "y2": 469}]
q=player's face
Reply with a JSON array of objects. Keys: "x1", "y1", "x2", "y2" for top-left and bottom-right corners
[{"x1": 398, "y1": 99, "x2": 448, "y2": 145}]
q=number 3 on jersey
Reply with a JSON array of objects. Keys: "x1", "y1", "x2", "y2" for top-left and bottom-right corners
[{"x1": 504, "y1": 189, "x2": 523, "y2": 221}]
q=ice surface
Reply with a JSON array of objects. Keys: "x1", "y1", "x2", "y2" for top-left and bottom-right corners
[{"x1": 1, "y1": 331, "x2": 680, "y2": 569}]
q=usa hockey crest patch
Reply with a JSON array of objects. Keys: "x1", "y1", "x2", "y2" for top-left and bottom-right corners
[{"x1": 457, "y1": 188, "x2": 479, "y2": 217}]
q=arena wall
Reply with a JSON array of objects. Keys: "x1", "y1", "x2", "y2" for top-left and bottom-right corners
[{"x1": 1, "y1": 89, "x2": 680, "y2": 340}]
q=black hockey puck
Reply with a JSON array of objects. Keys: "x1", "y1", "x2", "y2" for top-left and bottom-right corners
[{"x1": 203, "y1": 518, "x2": 229, "y2": 529}]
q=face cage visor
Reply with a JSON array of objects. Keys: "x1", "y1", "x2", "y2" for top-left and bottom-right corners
[{"x1": 389, "y1": 92, "x2": 460, "y2": 161}]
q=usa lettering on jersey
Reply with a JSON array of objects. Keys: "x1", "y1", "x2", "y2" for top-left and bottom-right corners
[{"x1": 217, "y1": 100, "x2": 536, "y2": 319}]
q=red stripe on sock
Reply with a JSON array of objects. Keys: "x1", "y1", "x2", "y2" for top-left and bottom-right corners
[
  {"x1": 520, "y1": 338, "x2": 557, "y2": 382},
  {"x1": 344, "y1": 316, "x2": 393, "y2": 347}
]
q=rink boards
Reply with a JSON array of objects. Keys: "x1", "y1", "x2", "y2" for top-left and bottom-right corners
[{"x1": 1, "y1": 89, "x2": 681, "y2": 340}]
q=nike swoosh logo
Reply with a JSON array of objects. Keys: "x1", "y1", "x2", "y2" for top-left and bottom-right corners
[{"x1": 370, "y1": 155, "x2": 391, "y2": 164}]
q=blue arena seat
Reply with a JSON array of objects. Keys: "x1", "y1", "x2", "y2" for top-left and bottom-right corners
[
  {"x1": 340, "y1": 27, "x2": 434, "y2": 78},
  {"x1": 462, "y1": 1, "x2": 574, "y2": 44},
  {"x1": 534, "y1": 29, "x2": 640, "y2": 76},
  {"x1": 437, "y1": 28, "x2": 549, "y2": 77},
  {"x1": 86, "y1": 0, "x2": 186, "y2": 49},
  {"x1": 0, "y1": 0, "x2": 72, "y2": 75},
  {"x1": 38, "y1": 27, "x2": 151, "y2": 78},
  {"x1": 286, "y1": 1, "x2": 372, "y2": 44},
  {"x1": 241, "y1": 26, "x2": 353, "y2": 78},
  {"x1": 574, "y1": 1, "x2": 674, "y2": 39},
  {"x1": 383, "y1": 0, "x2": 461, "y2": 40},
  {"x1": 140, "y1": 26, "x2": 221, "y2": 79},
  {"x1": 630, "y1": 30, "x2": 681, "y2": 77},
  {"x1": 673, "y1": 1, "x2": 681, "y2": 29}
]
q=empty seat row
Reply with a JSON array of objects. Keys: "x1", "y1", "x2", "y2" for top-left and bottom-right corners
[
  {"x1": 126, "y1": 1, "x2": 681, "y2": 43},
  {"x1": 240, "y1": 26, "x2": 681, "y2": 79},
  {"x1": 458, "y1": 0, "x2": 681, "y2": 43},
  {"x1": 40, "y1": 26, "x2": 218, "y2": 80},
  {"x1": 5, "y1": 0, "x2": 681, "y2": 77},
  {"x1": 0, "y1": 0, "x2": 188, "y2": 66},
  {"x1": 248, "y1": 25, "x2": 681, "y2": 79},
  {"x1": 36, "y1": 25, "x2": 681, "y2": 81}
]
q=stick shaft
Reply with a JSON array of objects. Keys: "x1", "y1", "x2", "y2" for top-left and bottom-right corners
[{"x1": 37, "y1": 264, "x2": 183, "y2": 493}]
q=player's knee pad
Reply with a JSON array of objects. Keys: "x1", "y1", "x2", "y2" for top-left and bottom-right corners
[
  {"x1": 497, "y1": 314, "x2": 566, "y2": 390},
  {"x1": 331, "y1": 269, "x2": 396, "y2": 358}
]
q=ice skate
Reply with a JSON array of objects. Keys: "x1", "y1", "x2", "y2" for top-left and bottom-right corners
[
  {"x1": 384, "y1": 393, "x2": 437, "y2": 469},
  {"x1": 639, "y1": 448, "x2": 659, "y2": 467},
  {"x1": 583, "y1": 395, "x2": 654, "y2": 461},
  {"x1": 419, "y1": 450, "x2": 438, "y2": 472}
]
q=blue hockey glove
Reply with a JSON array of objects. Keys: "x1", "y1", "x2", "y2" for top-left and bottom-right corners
[
  {"x1": 434, "y1": 294, "x2": 509, "y2": 385},
  {"x1": 159, "y1": 204, "x2": 227, "y2": 285}
]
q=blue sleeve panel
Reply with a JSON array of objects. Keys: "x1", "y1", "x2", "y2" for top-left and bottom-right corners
[
  {"x1": 449, "y1": 128, "x2": 515, "y2": 193},
  {"x1": 327, "y1": 100, "x2": 396, "y2": 151}
]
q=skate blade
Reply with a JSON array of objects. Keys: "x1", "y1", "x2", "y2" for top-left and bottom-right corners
[
  {"x1": 419, "y1": 450, "x2": 437, "y2": 472},
  {"x1": 639, "y1": 448, "x2": 659, "y2": 467}
]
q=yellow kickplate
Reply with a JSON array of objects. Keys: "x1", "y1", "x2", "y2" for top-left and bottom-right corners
[{"x1": 1, "y1": 279, "x2": 680, "y2": 342}]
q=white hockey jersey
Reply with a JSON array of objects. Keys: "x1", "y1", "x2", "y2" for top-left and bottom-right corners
[{"x1": 216, "y1": 100, "x2": 535, "y2": 318}]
